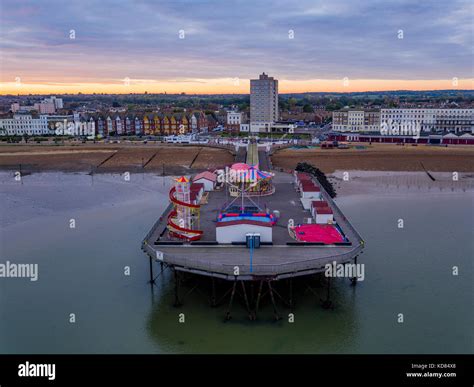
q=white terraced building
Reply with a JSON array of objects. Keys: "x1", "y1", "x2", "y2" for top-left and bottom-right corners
[
  {"x1": 0, "y1": 114, "x2": 49, "y2": 135},
  {"x1": 380, "y1": 109, "x2": 473, "y2": 133},
  {"x1": 332, "y1": 108, "x2": 473, "y2": 134},
  {"x1": 0, "y1": 114, "x2": 94, "y2": 136},
  {"x1": 332, "y1": 110, "x2": 380, "y2": 132},
  {"x1": 227, "y1": 112, "x2": 242, "y2": 126}
]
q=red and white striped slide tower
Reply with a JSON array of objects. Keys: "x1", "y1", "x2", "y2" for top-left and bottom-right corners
[{"x1": 167, "y1": 176, "x2": 203, "y2": 241}]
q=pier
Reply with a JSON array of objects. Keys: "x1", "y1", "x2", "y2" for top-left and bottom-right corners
[{"x1": 142, "y1": 143, "x2": 364, "y2": 319}]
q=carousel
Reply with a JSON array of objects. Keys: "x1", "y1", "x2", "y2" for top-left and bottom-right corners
[{"x1": 227, "y1": 162, "x2": 275, "y2": 197}]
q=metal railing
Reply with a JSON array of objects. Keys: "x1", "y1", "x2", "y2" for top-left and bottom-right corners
[
  {"x1": 149, "y1": 246, "x2": 362, "y2": 277},
  {"x1": 319, "y1": 187, "x2": 365, "y2": 244},
  {"x1": 142, "y1": 202, "x2": 173, "y2": 246}
]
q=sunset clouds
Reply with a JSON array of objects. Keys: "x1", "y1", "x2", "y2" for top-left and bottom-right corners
[{"x1": 1, "y1": 0, "x2": 472, "y2": 93}]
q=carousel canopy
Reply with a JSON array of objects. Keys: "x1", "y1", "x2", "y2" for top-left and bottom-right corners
[
  {"x1": 229, "y1": 163, "x2": 273, "y2": 181},
  {"x1": 231, "y1": 162, "x2": 251, "y2": 171},
  {"x1": 253, "y1": 168, "x2": 273, "y2": 180}
]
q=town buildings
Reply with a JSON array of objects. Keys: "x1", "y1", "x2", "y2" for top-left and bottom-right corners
[
  {"x1": 226, "y1": 111, "x2": 242, "y2": 131},
  {"x1": 280, "y1": 110, "x2": 331, "y2": 124},
  {"x1": 0, "y1": 110, "x2": 213, "y2": 137},
  {"x1": 0, "y1": 114, "x2": 49, "y2": 135},
  {"x1": 44, "y1": 96, "x2": 63, "y2": 109},
  {"x1": 11, "y1": 96, "x2": 63, "y2": 114},
  {"x1": 332, "y1": 110, "x2": 381, "y2": 132},
  {"x1": 332, "y1": 108, "x2": 473, "y2": 134},
  {"x1": 95, "y1": 111, "x2": 209, "y2": 137},
  {"x1": 226, "y1": 111, "x2": 251, "y2": 133},
  {"x1": 0, "y1": 113, "x2": 92, "y2": 136},
  {"x1": 329, "y1": 132, "x2": 474, "y2": 145},
  {"x1": 380, "y1": 108, "x2": 473, "y2": 133}
]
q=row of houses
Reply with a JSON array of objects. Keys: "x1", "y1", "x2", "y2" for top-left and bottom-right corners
[
  {"x1": 92, "y1": 111, "x2": 213, "y2": 136},
  {"x1": 0, "y1": 111, "x2": 216, "y2": 137}
]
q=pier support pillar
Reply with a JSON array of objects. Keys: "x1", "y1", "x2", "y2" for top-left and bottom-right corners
[
  {"x1": 268, "y1": 281, "x2": 281, "y2": 321},
  {"x1": 241, "y1": 281, "x2": 253, "y2": 320},
  {"x1": 210, "y1": 277, "x2": 217, "y2": 307},
  {"x1": 250, "y1": 282, "x2": 255, "y2": 307},
  {"x1": 225, "y1": 280, "x2": 237, "y2": 321},
  {"x1": 322, "y1": 276, "x2": 332, "y2": 309},
  {"x1": 255, "y1": 280, "x2": 264, "y2": 320},
  {"x1": 173, "y1": 269, "x2": 182, "y2": 307},
  {"x1": 148, "y1": 256, "x2": 155, "y2": 284}
]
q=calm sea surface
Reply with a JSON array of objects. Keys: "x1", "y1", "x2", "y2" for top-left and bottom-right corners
[{"x1": 0, "y1": 172, "x2": 472, "y2": 354}]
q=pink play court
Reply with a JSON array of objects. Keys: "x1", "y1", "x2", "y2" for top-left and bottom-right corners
[{"x1": 293, "y1": 224, "x2": 345, "y2": 244}]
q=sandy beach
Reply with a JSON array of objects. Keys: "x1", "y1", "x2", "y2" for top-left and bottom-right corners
[
  {"x1": 0, "y1": 142, "x2": 473, "y2": 175},
  {"x1": 0, "y1": 144, "x2": 234, "y2": 175},
  {"x1": 272, "y1": 143, "x2": 474, "y2": 173}
]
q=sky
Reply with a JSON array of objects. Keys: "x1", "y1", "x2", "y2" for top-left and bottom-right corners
[{"x1": 0, "y1": 0, "x2": 473, "y2": 94}]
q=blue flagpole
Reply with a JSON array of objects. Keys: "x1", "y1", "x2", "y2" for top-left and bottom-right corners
[{"x1": 249, "y1": 236, "x2": 253, "y2": 273}]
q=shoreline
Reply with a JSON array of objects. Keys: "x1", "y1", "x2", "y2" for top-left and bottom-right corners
[
  {"x1": 2, "y1": 170, "x2": 472, "y2": 230},
  {"x1": 329, "y1": 170, "x2": 474, "y2": 197}
]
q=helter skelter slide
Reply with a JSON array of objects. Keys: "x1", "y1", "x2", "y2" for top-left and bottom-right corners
[{"x1": 167, "y1": 176, "x2": 203, "y2": 241}]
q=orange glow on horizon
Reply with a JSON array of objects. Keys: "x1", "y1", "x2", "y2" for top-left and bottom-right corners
[{"x1": 0, "y1": 78, "x2": 472, "y2": 95}]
